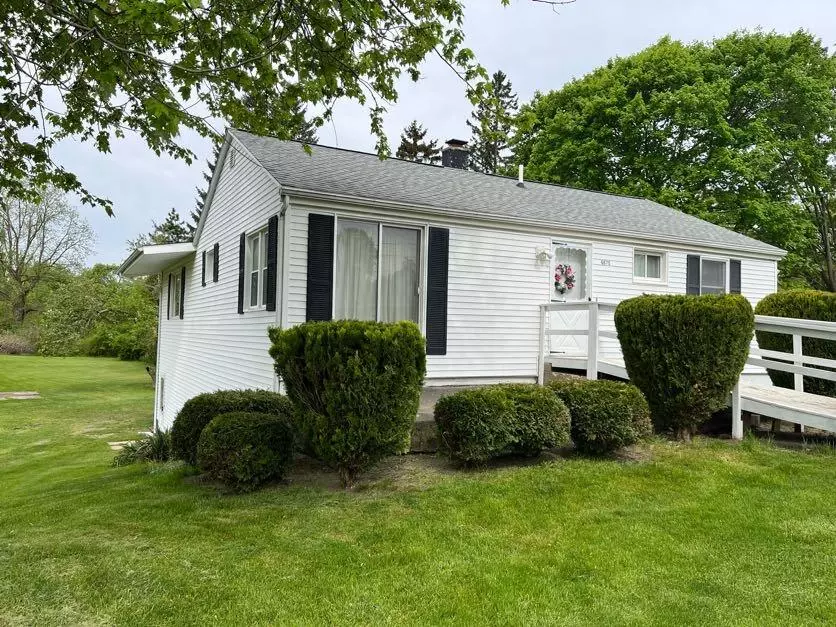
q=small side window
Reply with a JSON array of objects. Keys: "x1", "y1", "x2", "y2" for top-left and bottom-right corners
[
  {"x1": 205, "y1": 248, "x2": 215, "y2": 285},
  {"x1": 634, "y1": 250, "x2": 665, "y2": 281}
]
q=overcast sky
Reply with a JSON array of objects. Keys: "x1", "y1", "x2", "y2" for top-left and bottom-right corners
[{"x1": 59, "y1": 0, "x2": 836, "y2": 265}]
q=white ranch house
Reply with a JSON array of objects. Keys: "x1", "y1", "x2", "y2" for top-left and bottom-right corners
[{"x1": 120, "y1": 129, "x2": 784, "y2": 431}]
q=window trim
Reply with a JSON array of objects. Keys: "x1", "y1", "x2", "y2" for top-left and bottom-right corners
[
  {"x1": 632, "y1": 248, "x2": 667, "y2": 284},
  {"x1": 205, "y1": 247, "x2": 215, "y2": 285},
  {"x1": 699, "y1": 256, "x2": 728, "y2": 295},
  {"x1": 245, "y1": 227, "x2": 269, "y2": 310},
  {"x1": 169, "y1": 270, "x2": 182, "y2": 319},
  {"x1": 331, "y1": 215, "x2": 425, "y2": 330}
]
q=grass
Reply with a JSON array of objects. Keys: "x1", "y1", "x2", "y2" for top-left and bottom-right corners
[{"x1": 1, "y1": 356, "x2": 836, "y2": 625}]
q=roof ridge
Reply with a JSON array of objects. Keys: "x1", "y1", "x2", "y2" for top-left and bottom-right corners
[{"x1": 229, "y1": 128, "x2": 653, "y2": 203}]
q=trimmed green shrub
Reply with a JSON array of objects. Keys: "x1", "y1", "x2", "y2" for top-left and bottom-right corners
[
  {"x1": 171, "y1": 390, "x2": 293, "y2": 466},
  {"x1": 196, "y1": 411, "x2": 295, "y2": 492},
  {"x1": 754, "y1": 290, "x2": 835, "y2": 397},
  {"x1": 112, "y1": 430, "x2": 171, "y2": 467},
  {"x1": 500, "y1": 384, "x2": 571, "y2": 455},
  {"x1": 269, "y1": 320, "x2": 426, "y2": 488},
  {"x1": 614, "y1": 294, "x2": 753, "y2": 439},
  {"x1": 549, "y1": 379, "x2": 652, "y2": 454},
  {"x1": 434, "y1": 384, "x2": 570, "y2": 464}
]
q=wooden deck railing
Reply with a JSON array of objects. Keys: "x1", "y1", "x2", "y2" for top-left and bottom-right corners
[
  {"x1": 537, "y1": 300, "x2": 619, "y2": 384},
  {"x1": 731, "y1": 315, "x2": 836, "y2": 439}
]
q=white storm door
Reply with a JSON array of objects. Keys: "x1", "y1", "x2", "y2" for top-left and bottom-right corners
[{"x1": 549, "y1": 244, "x2": 589, "y2": 355}]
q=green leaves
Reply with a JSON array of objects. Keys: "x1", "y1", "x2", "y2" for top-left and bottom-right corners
[
  {"x1": 513, "y1": 31, "x2": 836, "y2": 289},
  {"x1": 1, "y1": 0, "x2": 481, "y2": 213}
]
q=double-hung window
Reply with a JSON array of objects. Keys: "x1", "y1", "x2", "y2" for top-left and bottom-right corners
[
  {"x1": 634, "y1": 250, "x2": 664, "y2": 281},
  {"x1": 334, "y1": 219, "x2": 421, "y2": 324},
  {"x1": 700, "y1": 259, "x2": 727, "y2": 294},
  {"x1": 246, "y1": 228, "x2": 269, "y2": 308}
]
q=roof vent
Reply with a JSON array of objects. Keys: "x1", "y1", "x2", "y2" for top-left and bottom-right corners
[
  {"x1": 517, "y1": 164, "x2": 525, "y2": 188},
  {"x1": 442, "y1": 139, "x2": 469, "y2": 170}
]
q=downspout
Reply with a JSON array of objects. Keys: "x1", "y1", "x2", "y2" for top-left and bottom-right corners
[{"x1": 153, "y1": 270, "x2": 164, "y2": 432}]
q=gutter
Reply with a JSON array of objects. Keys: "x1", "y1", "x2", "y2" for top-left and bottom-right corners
[{"x1": 282, "y1": 186, "x2": 786, "y2": 260}]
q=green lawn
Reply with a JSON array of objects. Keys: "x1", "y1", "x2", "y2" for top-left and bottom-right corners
[{"x1": 1, "y1": 356, "x2": 835, "y2": 625}]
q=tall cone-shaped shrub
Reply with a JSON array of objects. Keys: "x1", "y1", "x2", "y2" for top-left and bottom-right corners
[{"x1": 614, "y1": 294, "x2": 753, "y2": 439}]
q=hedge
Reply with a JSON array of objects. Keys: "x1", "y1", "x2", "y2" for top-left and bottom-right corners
[
  {"x1": 614, "y1": 294, "x2": 753, "y2": 439},
  {"x1": 754, "y1": 290, "x2": 835, "y2": 397},
  {"x1": 196, "y1": 411, "x2": 295, "y2": 491},
  {"x1": 434, "y1": 384, "x2": 570, "y2": 464},
  {"x1": 549, "y1": 379, "x2": 652, "y2": 454},
  {"x1": 269, "y1": 320, "x2": 426, "y2": 488},
  {"x1": 171, "y1": 390, "x2": 294, "y2": 466}
]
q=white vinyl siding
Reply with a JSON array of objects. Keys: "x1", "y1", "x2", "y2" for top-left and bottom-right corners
[{"x1": 154, "y1": 139, "x2": 281, "y2": 430}]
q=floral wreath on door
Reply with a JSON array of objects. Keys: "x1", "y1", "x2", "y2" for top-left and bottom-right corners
[{"x1": 554, "y1": 263, "x2": 576, "y2": 295}]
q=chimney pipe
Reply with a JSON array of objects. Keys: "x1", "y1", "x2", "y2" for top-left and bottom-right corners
[
  {"x1": 442, "y1": 139, "x2": 469, "y2": 170},
  {"x1": 517, "y1": 165, "x2": 525, "y2": 188}
]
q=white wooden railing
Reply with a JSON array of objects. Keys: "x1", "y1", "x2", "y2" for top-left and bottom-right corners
[
  {"x1": 537, "y1": 300, "x2": 619, "y2": 384},
  {"x1": 731, "y1": 315, "x2": 836, "y2": 439}
]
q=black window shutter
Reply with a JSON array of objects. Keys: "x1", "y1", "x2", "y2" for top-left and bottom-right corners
[
  {"x1": 179, "y1": 266, "x2": 186, "y2": 319},
  {"x1": 686, "y1": 255, "x2": 701, "y2": 295},
  {"x1": 201, "y1": 251, "x2": 206, "y2": 287},
  {"x1": 426, "y1": 227, "x2": 450, "y2": 356},
  {"x1": 730, "y1": 259, "x2": 742, "y2": 294},
  {"x1": 212, "y1": 243, "x2": 219, "y2": 282},
  {"x1": 266, "y1": 215, "x2": 279, "y2": 312},
  {"x1": 167, "y1": 273, "x2": 172, "y2": 320},
  {"x1": 237, "y1": 232, "x2": 246, "y2": 314},
  {"x1": 305, "y1": 214, "x2": 334, "y2": 321}
]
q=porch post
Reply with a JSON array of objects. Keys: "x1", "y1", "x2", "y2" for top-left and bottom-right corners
[
  {"x1": 587, "y1": 301, "x2": 599, "y2": 381},
  {"x1": 792, "y1": 333, "x2": 805, "y2": 433},
  {"x1": 731, "y1": 380, "x2": 743, "y2": 440},
  {"x1": 537, "y1": 304, "x2": 546, "y2": 385}
]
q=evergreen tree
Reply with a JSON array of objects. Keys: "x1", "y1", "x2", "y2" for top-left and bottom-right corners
[
  {"x1": 127, "y1": 208, "x2": 192, "y2": 250},
  {"x1": 290, "y1": 102, "x2": 320, "y2": 144},
  {"x1": 395, "y1": 121, "x2": 441, "y2": 164},
  {"x1": 192, "y1": 143, "x2": 221, "y2": 232},
  {"x1": 467, "y1": 70, "x2": 519, "y2": 174}
]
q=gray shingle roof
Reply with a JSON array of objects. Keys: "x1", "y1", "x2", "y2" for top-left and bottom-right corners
[{"x1": 231, "y1": 129, "x2": 784, "y2": 257}]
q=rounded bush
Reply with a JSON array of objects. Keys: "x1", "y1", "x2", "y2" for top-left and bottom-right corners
[
  {"x1": 197, "y1": 411, "x2": 295, "y2": 492},
  {"x1": 171, "y1": 390, "x2": 294, "y2": 466},
  {"x1": 434, "y1": 387, "x2": 517, "y2": 463},
  {"x1": 269, "y1": 320, "x2": 426, "y2": 487},
  {"x1": 499, "y1": 384, "x2": 571, "y2": 455},
  {"x1": 549, "y1": 379, "x2": 652, "y2": 454},
  {"x1": 754, "y1": 290, "x2": 835, "y2": 397},
  {"x1": 434, "y1": 384, "x2": 570, "y2": 464},
  {"x1": 614, "y1": 294, "x2": 753, "y2": 439}
]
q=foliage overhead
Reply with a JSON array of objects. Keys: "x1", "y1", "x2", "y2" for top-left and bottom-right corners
[
  {"x1": 467, "y1": 70, "x2": 518, "y2": 174},
  {"x1": 0, "y1": 0, "x2": 499, "y2": 213},
  {"x1": 614, "y1": 294, "x2": 754, "y2": 440},
  {"x1": 395, "y1": 120, "x2": 442, "y2": 164},
  {"x1": 512, "y1": 31, "x2": 836, "y2": 289}
]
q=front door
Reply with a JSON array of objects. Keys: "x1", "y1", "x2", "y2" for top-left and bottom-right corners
[{"x1": 549, "y1": 243, "x2": 589, "y2": 355}]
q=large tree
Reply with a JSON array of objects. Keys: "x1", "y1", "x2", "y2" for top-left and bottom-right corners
[
  {"x1": 467, "y1": 70, "x2": 518, "y2": 174},
  {"x1": 0, "y1": 186, "x2": 93, "y2": 324},
  {"x1": 127, "y1": 208, "x2": 192, "y2": 251},
  {"x1": 395, "y1": 121, "x2": 442, "y2": 164},
  {"x1": 512, "y1": 31, "x2": 835, "y2": 289},
  {"x1": 0, "y1": 0, "x2": 493, "y2": 214}
]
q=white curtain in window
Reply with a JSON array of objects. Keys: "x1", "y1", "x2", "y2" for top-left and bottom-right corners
[
  {"x1": 701, "y1": 260, "x2": 726, "y2": 294},
  {"x1": 380, "y1": 226, "x2": 420, "y2": 323},
  {"x1": 336, "y1": 220, "x2": 378, "y2": 320}
]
